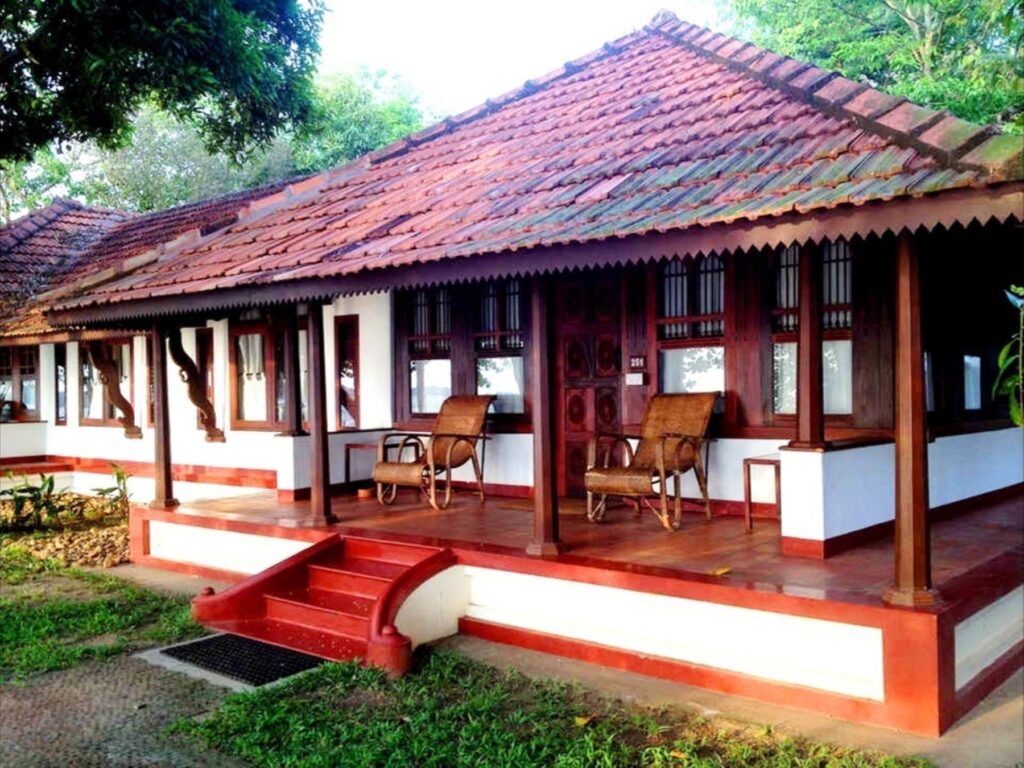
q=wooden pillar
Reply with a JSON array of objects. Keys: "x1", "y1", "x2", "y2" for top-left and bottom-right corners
[
  {"x1": 149, "y1": 323, "x2": 179, "y2": 509},
  {"x1": 884, "y1": 232, "x2": 934, "y2": 606},
  {"x1": 526, "y1": 275, "x2": 564, "y2": 556},
  {"x1": 790, "y1": 244, "x2": 827, "y2": 448},
  {"x1": 280, "y1": 308, "x2": 306, "y2": 436},
  {"x1": 307, "y1": 305, "x2": 337, "y2": 523}
]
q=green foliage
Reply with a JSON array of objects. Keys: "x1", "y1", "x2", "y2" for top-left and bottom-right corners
[
  {"x1": 92, "y1": 463, "x2": 132, "y2": 517},
  {"x1": 1, "y1": 464, "x2": 132, "y2": 531},
  {"x1": 1, "y1": 0, "x2": 325, "y2": 163},
  {"x1": 992, "y1": 285, "x2": 1024, "y2": 425},
  {"x1": 727, "y1": 0, "x2": 1023, "y2": 131},
  {"x1": 176, "y1": 648, "x2": 931, "y2": 768},
  {"x1": 0, "y1": 545, "x2": 202, "y2": 679},
  {"x1": 1, "y1": 73, "x2": 423, "y2": 220},
  {"x1": 290, "y1": 71, "x2": 425, "y2": 174}
]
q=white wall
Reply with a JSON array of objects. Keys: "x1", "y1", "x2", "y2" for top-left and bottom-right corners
[
  {"x1": 782, "y1": 428, "x2": 1023, "y2": 543},
  {"x1": 398, "y1": 564, "x2": 885, "y2": 700},
  {"x1": 148, "y1": 520, "x2": 314, "y2": 574},
  {"x1": 928, "y1": 429, "x2": 1023, "y2": 507},
  {"x1": 326, "y1": 292, "x2": 393, "y2": 430},
  {"x1": 955, "y1": 586, "x2": 1024, "y2": 691},
  {"x1": 0, "y1": 421, "x2": 47, "y2": 458}
]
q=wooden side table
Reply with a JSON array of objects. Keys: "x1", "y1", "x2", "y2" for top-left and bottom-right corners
[{"x1": 742, "y1": 454, "x2": 781, "y2": 533}]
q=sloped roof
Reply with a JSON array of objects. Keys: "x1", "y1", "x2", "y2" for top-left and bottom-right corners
[
  {"x1": 0, "y1": 181, "x2": 294, "y2": 339},
  {"x1": 54, "y1": 11, "x2": 1024, "y2": 319}
]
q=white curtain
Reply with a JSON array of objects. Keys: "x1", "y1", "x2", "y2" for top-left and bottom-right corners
[
  {"x1": 236, "y1": 334, "x2": 267, "y2": 420},
  {"x1": 660, "y1": 346, "x2": 725, "y2": 394},
  {"x1": 823, "y1": 340, "x2": 852, "y2": 415}
]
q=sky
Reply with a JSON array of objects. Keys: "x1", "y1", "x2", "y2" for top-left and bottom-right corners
[{"x1": 317, "y1": 1, "x2": 728, "y2": 119}]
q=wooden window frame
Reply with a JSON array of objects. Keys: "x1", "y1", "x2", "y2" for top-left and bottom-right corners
[
  {"x1": 474, "y1": 279, "x2": 529, "y2": 417},
  {"x1": 228, "y1": 320, "x2": 282, "y2": 431},
  {"x1": 770, "y1": 243, "x2": 854, "y2": 424},
  {"x1": 394, "y1": 279, "x2": 532, "y2": 430},
  {"x1": 656, "y1": 254, "x2": 726, "y2": 345},
  {"x1": 79, "y1": 340, "x2": 134, "y2": 427},
  {"x1": 0, "y1": 345, "x2": 40, "y2": 421},
  {"x1": 334, "y1": 315, "x2": 360, "y2": 429},
  {"x1": 195, "y1": 327, "x2": 215, "y2": 431},
  {"x1": 54, "y1": 343, "x2": 67, "y2": 425}
]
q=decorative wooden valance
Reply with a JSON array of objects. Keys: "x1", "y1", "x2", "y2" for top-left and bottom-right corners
[
  {"x1": 86, "y1": 341, "x2": 142, "y2": 439},
  {"x1": 166, "y1": 328, "x2": 225, "y2": 442}
]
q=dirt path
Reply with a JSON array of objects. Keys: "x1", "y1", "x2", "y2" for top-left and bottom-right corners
[{"x1": 0, "y1": 655, "x2": 245, "y2": 768}]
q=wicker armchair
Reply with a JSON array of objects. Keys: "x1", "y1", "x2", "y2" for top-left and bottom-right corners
[
  {"x1": 372, "y1": 395, "x2": 495, "y2": 510},
  {"x1": 585, "y1": 392, "x2": 717, "y2": 531}
]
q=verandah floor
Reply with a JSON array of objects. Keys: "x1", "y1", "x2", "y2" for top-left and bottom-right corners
[{"x1": 165, "y1": 487, "x2": 1023, "y2": 605}]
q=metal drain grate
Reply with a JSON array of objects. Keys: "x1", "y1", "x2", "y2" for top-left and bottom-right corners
[{"x1": 161, "y1": 634, "x2": 324, "y2": 686}]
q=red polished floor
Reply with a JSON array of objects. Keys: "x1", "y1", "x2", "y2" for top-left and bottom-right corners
[{"x1": 167, "y1": 487, "x2": 1023, "y2": 603}]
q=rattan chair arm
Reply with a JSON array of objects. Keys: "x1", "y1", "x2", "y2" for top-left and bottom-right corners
[
  {"x1": 425, "y1": 434, "x2": 480, "y2": 472},
  {"x1": 377, "y1": 432, "x2": 427, "y2": 462},
  {"x1": 658, "y1": 432, "x2": 704, "y2": 470}
]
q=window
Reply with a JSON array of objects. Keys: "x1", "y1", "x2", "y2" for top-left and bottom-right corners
[
  {"x1": 195, "y1": 328, "x2": 214, "y2": 429},
  {"x1": 408, "y1": 288, "x2": 452, "y2": 414},
  {"x1": 335, "y1": 316, "x2": 359, "y2": 428},
  {"x1": 657, "y1": 255, "x2": 725, "y2": 340},
  {"x1": 771, "y1": 242, "x2": 853, "y2": 416},
  {"x1": 80, "y1": 341, "x2": 132, "y2": 425},
  {"x1": 229, "y1": 319, "x2": 308, "y2": 430},
  {"x1": 234, "y1": 331, "x2": 268, "y2": 423},
  {"x1": 397, "y1": 280, "x2": 529, "y2": 422},
  {"x1": 963, "y1": 355, "x2": 982, "y2": 410},
  {"x1": 475, "y1": 280, "x2": 526, "y2": 414},
  {"x1": 0, "y1": 346, "x2": 37, "y2": 421},
  {"x1": 54, "y1": 343, "x2": 67, "y2": 425},
  {"x1": 660, "y1": 346, "x2": 725, "y2": 394}
]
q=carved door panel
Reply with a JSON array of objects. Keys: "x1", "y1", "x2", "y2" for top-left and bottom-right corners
[{"x1": 556, "y1": 273, "x2": 622, "y2": 497}]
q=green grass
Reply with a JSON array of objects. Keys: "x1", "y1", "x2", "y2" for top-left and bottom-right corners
[
  {"x1": 176, "y1": 649, "x2": 932, "y2": 768},
  {"x1": 0, "y1": 544, "x2": 204, "y2": 680}
]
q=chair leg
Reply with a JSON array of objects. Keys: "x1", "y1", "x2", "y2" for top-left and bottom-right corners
[
  {"x1": 377, "y1": 482, "x2": 397, "y2": 505},
  {"x1": 587, "y1": 493, "x2": 608, "y2": 522},
  {"x1": 673, "y1": 471, "x2": 682, "y2": 529},
  {"x1": 427, "y1": 471, "x2": 440, "y2": 511},
  {"x1": 657, "y1": 478, "x2": 675, "y2": 532},
  {"x1": 693, "y1": 453, "x2": 712, "y2": 521},
  {"x1": 470, "y1": 452, "x2": 485, "y2": 502}
]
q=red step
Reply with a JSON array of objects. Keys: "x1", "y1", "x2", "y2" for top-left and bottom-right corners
[
  {"x1": 207, "y1": 618, "x2": 368, "y2": 662},
  {"x1": 343, "y1": 537, "x2": 442, "y2": 565},
  {"x1": 193, "y1": 534, "x2": 451, "y2": 669},
  {"x1": 264, "y1": 588, "x2": 370, "y2": 637}
]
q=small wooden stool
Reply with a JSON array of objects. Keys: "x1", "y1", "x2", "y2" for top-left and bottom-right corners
[{"x1": 742, "y1": 454, "x2": 781, "y2": 532}]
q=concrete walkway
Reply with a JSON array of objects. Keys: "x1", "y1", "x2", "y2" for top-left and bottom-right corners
[
  {"x1": 439, "y1": 636, "x2": 1024, "y2": 768},
  {"x1": 0, "y1": 656, "x2": 245, "y2": 768}
]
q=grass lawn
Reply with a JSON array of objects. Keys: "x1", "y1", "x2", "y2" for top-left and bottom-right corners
[
  {"x1": 177, "y1": 649, "x2": 931, "y2": 768},
  {"x1": 0, "y1": 542, "x2": 204, "y2": 680}
]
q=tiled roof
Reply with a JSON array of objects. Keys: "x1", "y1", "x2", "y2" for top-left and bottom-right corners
[
  {"x1": 55, "y1": 11, "x2": 1024, "y2": 315},
  {"x1": 0, "y1": 199, "x2": 127, "y2": 334},
  {"x1": 1, "y1": 181, "x2": 294, "y2": 338}
]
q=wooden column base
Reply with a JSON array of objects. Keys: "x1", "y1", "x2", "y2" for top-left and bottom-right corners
[
  {"x1": 149, "y1": 498, "x2": 180, "y2": 510},
  {"x1": 525, "y1": 540, "x2": 566, "y2": 557},
  {"x1": 883, "y1": 585, "x2": 939, "y2": 608},
  {"x1": 785, "y1": 440, "x2": 830, "y2": 451}
]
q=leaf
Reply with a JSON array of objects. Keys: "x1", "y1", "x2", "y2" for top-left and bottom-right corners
[
  {"x1": 1010, "y1": 392, "x2": 1023, "y2": 427},
  {"x1": 574, "y1": 715, "x2": 595, "y2": 727},
  {"x1": 708, "y1": 567, "x2": 731, "y2": 577},
  {"x1": 996, "y1": 339, "x2": 1018, "y2": 371}
]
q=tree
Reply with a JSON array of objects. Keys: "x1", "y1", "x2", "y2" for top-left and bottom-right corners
[
  {"x1": 0, "y1": 72, "x2": 424, "y2": 221},
  {"x1": 727, "y1": 0, "x2": 1023, "y2": 130},
  {"x1": 291, "y1": 71, "x2": 425, "y2": 173},
  {"x1": 0, "y1": 0, "x2": 325, "y2": 163}
]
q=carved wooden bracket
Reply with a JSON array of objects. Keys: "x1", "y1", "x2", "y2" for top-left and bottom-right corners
[
  {"x1": 86, "y1": 341, "x2": 142, "y2": 439},
  {"x1": 166, "y1": 328, "x2": 226, "y2": 442}
]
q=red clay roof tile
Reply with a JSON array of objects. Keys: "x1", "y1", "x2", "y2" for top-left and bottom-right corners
[{"x1": 37, "y1": 11, "x2": 1024, "y2": 318}]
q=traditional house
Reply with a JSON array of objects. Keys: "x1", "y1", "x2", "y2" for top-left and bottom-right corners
[{"x1": 2, "y1": 11, "x2": 1021, "y2": 736}]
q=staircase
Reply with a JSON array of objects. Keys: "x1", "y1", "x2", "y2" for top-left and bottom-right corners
[{"x1": 192, "y1": 534, "x2": 455, "y2": 675}]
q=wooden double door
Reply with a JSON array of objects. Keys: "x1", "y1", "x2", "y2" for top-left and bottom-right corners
[{"x1": 555, "y1": 273, "x2": 623, "y2": 497}]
